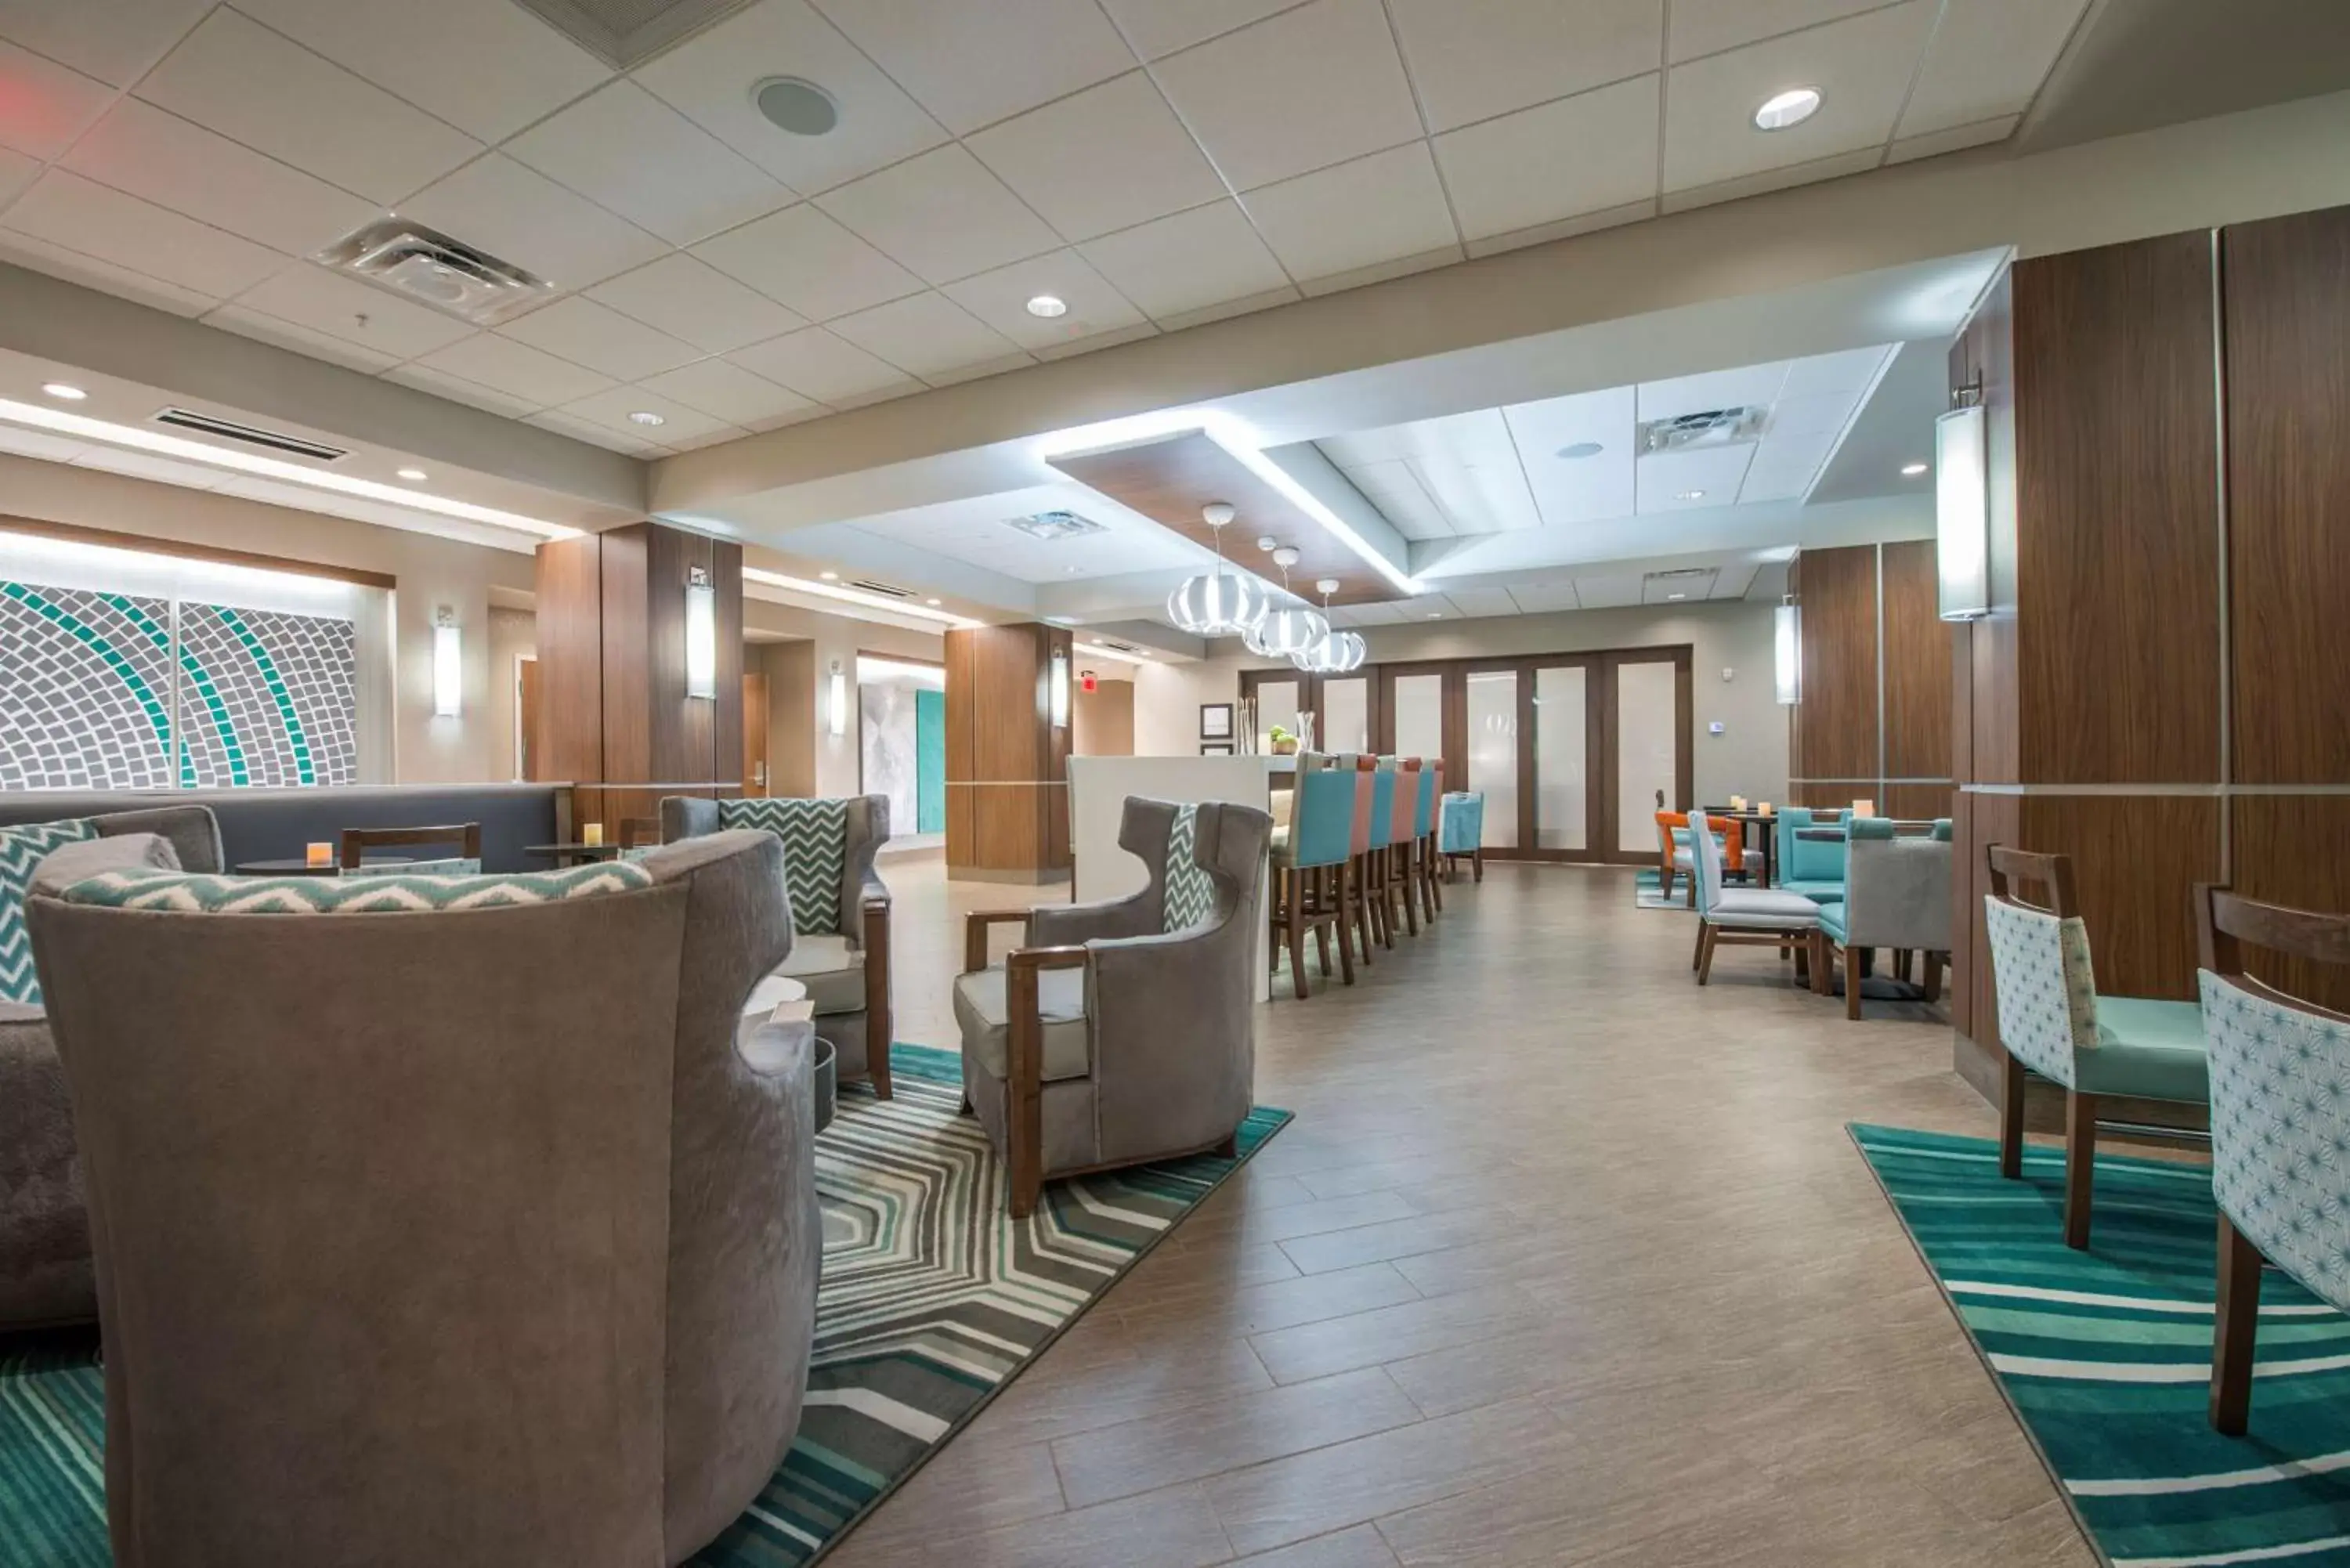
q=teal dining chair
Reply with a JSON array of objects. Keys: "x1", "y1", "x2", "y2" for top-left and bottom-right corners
[
  {"x1": 1773, "y1": 808, "x2": 1848, "y2": 904},
  {"x1": 1439, "y1": 792, "x2": 1484, "y2": 883},
  {"x1": 1269, "y1": 759, "x2": 1361, "y2": 997}
]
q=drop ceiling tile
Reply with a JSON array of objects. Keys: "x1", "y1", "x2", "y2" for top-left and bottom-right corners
[
  {"x1": 0, "y1": 0, "x2": 210, "y2": 86},
  {"x1": 1900, "y1": 0, "x2": 2088, "y2": 138},
  {"x1": 2, "y1": 171, "x2": 285, "y2": 298},
  {"x1": 1506, "y1": 581, "x2": 1581, "y2": 612},
  {"x1": 1442, "y1": 585, "x2": 1520, "y2": 618},
  {"x1": 1658, "y1": 145, "x2": 1882, "y2": 212},
  {"x1": 1502, "y1": 385, "x2": 1636, "y2": 527},
  {"x1": 0, "y1": 144, "x2": 34, "y2": 204},
  {"x1": 811, "y1": 0, "x2": 1137, "y2": 135},
  {"x1": 230, "y1": 0, "x2": 609, "y2": 144},
  {"x1": 817, "y1": 145, "x2": 1061, "y2": 286},
  {"x1": 967, "y1": 70, "x2": 1227, "y2": 244},
  {"x1": 524, "y1": 406, "x2": 666, "y2": 455},
  {"x1": 1078, "y1": 200, "x2": 1292, "y2": 321},
  {"x1": 416, "y1": 331, "x2": 617, "y2": 409},
  {"x1": 229, "y1": 265, "x2": 479, "y2": 359},
  {"x1": 1636, "y1": 445, "x2": 1752, "y2": 511},
  {"x1": 506, "y1": 80, "x2": 790, "y2": 247},
  {"x1": 1766, "y1": 390, "x2": 1861, "y2": 440},
  {"x1": 1434, "y1": 74, "x2": 1658, "y2": 242},
  {"x1": 941, "y1": 249, "x2": 1148, "y2": 351},
  {"x1": 385, "y1": 362, "x2": 545, "y2": 419},
  {"x1": 921, "y1": 349, "x2": 1039, "y2": 388},
  {"x1": 1153, "y1": 0, "x2": 1423, "y2": 192},
  {"x1": 1668, "y1": 0, "x2": 1885, "y2": 62},
  {"x1": 1463, "y1": 197, "x2": 1655, "y2": 258},
  {"x1": 1099, "y1": 0, "x2": 1306, "y2": 60},
  {"x1": 1886, "y1": 115, "x2": 2017, "y2": 165},
  {"x1": 691, "y1": 203, "x2": 925, "y2": 322},
  {"x1": 400, "y1": 154, "x2": 668, "y2": 292},
  {"x1": 1662, "y1": 2, "x2": 1936, "y2": 192},
  {"x1": 1572, "y1": 573, "x2": 1642, "y2": 608},
  {"x1": 497, "y1": 295, "x2": 701, "y2": 381},
  {"x1": 1154, "y1": 283, "x2": 1303, "y2": 332},
  {"x1": 633, "y1": 0, "x2": 949, "y2": 196},
  {"x1": 0, "y1": 229, "x2": 217, "y2": 315},
  {"x1": 637, "y1": 358, "x2": 817, "y2": 426},
  {"x1": 826, "y1": 291, "x2": 1023, "y2": 379},
  {"x1": 1643, "y1": 569, "x2": 1716, "y2": 604},
  {"x1": 586, "y1": 254, "x2": 807, "y2": 355},
  {"x1": 555, "y1": 385, "x2": 736, "y2": 446},
  {"x1": 1390, "y1": 0, "x2": 1663, "y2": 133},
  {"x1": 1713, "y1": 562, "x2": 1762, "y2": 598},
  {"x1": 202, "y1": 304, "x2": 403, "y2": 373},
  {"x1": 725, "y1": 327, "x2": 918, "y2": 404},
  {"x1": 0, "y1": 39, "x2": 114, "y2": 161},
  {"x1": 63, "y1": 99, "x2": 378, "y2": 257},
  {"x1": 1777, "y1": 344, "x2": 1889, "y2": 399},
  {"x1": 134, "y1": 9, "x2": 481, "y2": 203},
  {"x1": 1239, "y1": 142, "x2": 1457, "y2": 286},
  {"x1": 1032, "y1": 319, "x2": 1160, "y2": 361}
]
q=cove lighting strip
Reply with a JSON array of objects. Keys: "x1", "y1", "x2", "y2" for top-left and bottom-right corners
[
  {"x1": 742, "y1": 565, "x2": 985, "y2": 627},
  {"x1": 1073, "y1": 641, "x2": 1152, "y2": 665},
  {"x1": 0, "y1": 398, "x2": 580, "y2": 540},
  {"x1": 1036, "y1": 410, "x2": 1422, "y2": 596}
]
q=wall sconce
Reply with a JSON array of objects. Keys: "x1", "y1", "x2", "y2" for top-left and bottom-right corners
[
  {"x1": 1049, "y1": 648, "x2": 1070, "y2": 728},
  {"x1": 1773, "y1": 598, "x2": 1802, "y2": 706},
  {"x1": 432, "y1": 605, "x2": 461, "y2": 717},
  {"x1": 827, "y1": 659, "x2": 847, "y2": 738},
  {"x1": 1936, "y1": 385, "x2": 1990, "y2": 622},
  {"x1": 684, "y1": 565, "x2": 717, "y2": 699}
]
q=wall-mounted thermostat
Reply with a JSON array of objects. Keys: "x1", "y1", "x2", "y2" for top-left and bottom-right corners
[
  {"x1": 1722, "y1": 667, "x2": 1734, "y2": 682},
  {"x1": 1708, "y1": 721, "x2": 1726, "y2": 735}
]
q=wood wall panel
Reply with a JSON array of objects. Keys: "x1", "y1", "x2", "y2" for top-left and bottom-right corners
[
  {"x1": 943, "y1": 622, "x2": 1071, "y2": 875},
  {"x1": 2012, "y1": 233, "x2": 2221, "y2": 783},
  {"x1": 1880, "y1": 784, "x2": 1954, "y2": 823},
  {"x1": 1880, "y1": 540, "x2": 1952, "y2": 783},
  {"x1": 598, "y1": 524, "x2": 650, "y2": 789},
  {"x1": 2230, "y1": 797, "x2": 2350, "y2": 1014},
  {"x1": 711, "y1": 540, "x2": 744, "y2": 793},
  {"x1": 1792, "y1": 544, "x2": 1878, "y2": 782},
  {"x1": 530, "y1": 534, "x2": 602, "y2": 785},
  {"x1": 2223, "y1": 207, "x2": 2350, "y2": 785},
  {"x1": 1959, "y1": 270, "x2": 2020, "y2": 786},
  {"x1": 2017, "y1": 795, "x2": 2221, "y2": 1001}
]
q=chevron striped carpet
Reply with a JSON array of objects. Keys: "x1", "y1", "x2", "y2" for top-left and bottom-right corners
[
  {"x1": 0, "y1": 1044, "x2": 1291, "y2": 1566},
  {"x1": 1853, "y1": 1123, "x2": 2350, "y2": 1568}
]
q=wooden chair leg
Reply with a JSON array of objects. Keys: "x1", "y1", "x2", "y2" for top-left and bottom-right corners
[
  {"x1": 1401, "y1": 847, "x2": 1421, "y2": 936},
  {"x1": 1351, "y1": 857, "x2": 1376, "y2": 965},
  {"x1": 1287, "y1": 881, "x2": 1311, "y2": 1000},
  {"x1": 1998, "y1": 1049, "x2": 2026, "y2": 1180},
  {"x1": 1691, "y1": 916, "x2": 1707, "y2": 970},
  {"x1": 1426, "y1": 837, "x2": 1443, "y2": 913},
  {"x1": 1922, "y1": 952, "x2": 1944, "y2": 1003},
  {"x1": 1213, "y1": 1133, "x2": 1239, "y2": 1158},
  {"x1": 1696, "y1": 923, "x2": 1718, "y2": 985},
  {"x1": 2211, "y1": 1211, "x2": 2264, "y2": 1435},
  {"x1": 1846, "y1": 943, "x2": 1864, "y2": 1020},
  {"x1": 1806, "y1": 929, "x2": 1827, "y2": 993},
  {"x1": 1314, "y1": 898, "x2": 1332, "y2": 977},
  {"x1": 1335, "y1": 862, "x2": 1358, "y2": 985},
  {"x1": 1473, "y1": 848, "x2": 1484, "y2": 882},
  {"x1": 1660, "y1": 865, "x2": 1675, "y2": 900},
  {"x1": 2063, "y1": 1089, "x2": 2098, "y2": 1249},
  {"x1": 1895, "y1": 948, "x2": 1914, "y2": 984}
]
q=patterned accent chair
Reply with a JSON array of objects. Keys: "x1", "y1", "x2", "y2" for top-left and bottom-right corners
[
  {"x1": 959, "y1": 798, "x2": 1271, "y2": 1219},
  {"x1": 2, "y1": 805, "x2": 222, "y2": 1333},
  {"x1": 665, "y1": 794, "x2": 893, "y2": 1097},
  {"x1": 25, "y1": 833, "x2": 821, "y2": 1568},
  {"x1": 1773, "y1": 808, "x2": 1849, "y2": 904},
  {"x1": 1270, "y1": 761, "x2": 1361, "y2": 997},
  {"x1": 1982, "y1": 846, "x2": 2207, "y2": 1249},
  {"x1": 1439, "y1": 791, "x2": 1484, "y2": 883},
  {"x1": 1818, "y1": 818, "x2": 1953, "y2": 1020},
  {"x1": 1688, "y1": 806, "x2": 1824, "y2": 986},
  {"x1": 2194, "y1": 885, "x2": 2350, "y2": 1436}
]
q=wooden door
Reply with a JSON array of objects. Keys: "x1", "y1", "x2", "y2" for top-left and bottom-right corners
[
  {"x1": 517, "y1": 656, "x2": 540, "y2": 782},
  {"x1": 742, "y1": 670, "x2": 769, "y2": 795}
]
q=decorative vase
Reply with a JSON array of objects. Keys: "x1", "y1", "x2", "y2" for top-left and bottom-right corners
[{"x1": 1272, "y1": 738, "x2": 1297, "y2": 755}]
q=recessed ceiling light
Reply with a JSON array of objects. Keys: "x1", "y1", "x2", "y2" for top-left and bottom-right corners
[
  {"x1": 1676, "y1": 489, "x2": 1707, "y2": 501},
  {"x1": 1753, "y1": 88, "x2": 1821, "y2": 132},
  {"x1": 396, "y1": 466, "x2": 428, "y2": 482},
  {"x1": 819, "y1": 569, "x2": 839, "y2": 580},
  {"x1": 627, "y1": 410, "x2": 665, "y2": 427},
  {"x1": 1025, "y1": 294, "x2": 1068, "y2": 319},
  {"x1": 1901, "y1": 461, "x2": 1929, "y2": 476},
  {"x1": 1556, "y1": 441, "x2": 1602, "y2": 460},
  {"x1": 1426, "y1": 612, "x2": 1443, "y2": 619},
  {"x1": 753, "y1": 77, "x2": 839, "y2": 137},
  {"x1": 40, "y1": 382, "x2": 86, "y2": 401},
  {"x1": 1667, "y1": 592, "x2": 1687, "y2": 601},
  {"x1": 926, "y1": 598, "x2": 942, "y2": 606}
]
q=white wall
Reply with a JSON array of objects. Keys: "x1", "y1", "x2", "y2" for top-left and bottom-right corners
[
  {"x1": 740, "y1": 596, "x2": 943, "y2": 799},
  {"x1": 1133, "y1": 656, "x2": 1243, "y2": 757}
]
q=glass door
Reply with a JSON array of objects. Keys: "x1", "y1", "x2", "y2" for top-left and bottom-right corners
[
  {"x1": 1464, "y1": 669, "x2": 1519, "y2": 849},
  {"x1": 1614, "y1": 657, "x2": 1681, "y2": 854},
  {"x1": 1532, "y1": 663, "x2": 1592, "y2": 853}
]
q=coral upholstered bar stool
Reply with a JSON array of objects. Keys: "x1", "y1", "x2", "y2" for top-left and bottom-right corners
[
  {"x1": 1339, "y1": 756, "x2": 1380, "y2": 961},
  {"x1": 1384, "y1": 758, "x2": 1424, "y2": 938}
]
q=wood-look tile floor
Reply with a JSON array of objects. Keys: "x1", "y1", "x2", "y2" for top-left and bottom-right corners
[{"x1": 837, "y1": 858, "x2": 2095, "y2": 1568}]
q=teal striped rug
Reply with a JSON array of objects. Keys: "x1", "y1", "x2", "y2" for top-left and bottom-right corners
[
  {"x1": 0, "y1": 1045, "x2": 1291, "y2": 1566},
  {"x1": 1853, "y1": 1123, "x2": 2350, "y2": 1568}
]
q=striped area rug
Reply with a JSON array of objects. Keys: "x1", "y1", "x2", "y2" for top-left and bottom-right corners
[
  {"x1": 0, "y1": 1044, "x2": 1291, "y2": 1566},
  {"x1": 1852, "y1": 1123, "x2": 2350, "y2": 1568},
  {"x1": 1632, "y1": 868, "x2": 1687, "y2": 911}
]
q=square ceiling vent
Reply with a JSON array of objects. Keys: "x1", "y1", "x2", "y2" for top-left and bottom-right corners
[
  {"x1": 512, "y1": 0, "x2": 759, "y2": 68},
  {"x1": 1638, "y1": 406, "x2": 1767, "y2": 456},
  {"x1": 1003, "y1": 510, "x2": 1108, "y2": 542},
  {"x1": 313, "y1": 219, "x2": 550, "y2": 325}
]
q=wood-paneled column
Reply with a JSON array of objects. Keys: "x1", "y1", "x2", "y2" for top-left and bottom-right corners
[
  {"x1": 944, "y1": 621, "x2": 1072, "y2": 883},
  {"x1": 1786, "y1": 540, "x2": 1954, "y2": 822}
]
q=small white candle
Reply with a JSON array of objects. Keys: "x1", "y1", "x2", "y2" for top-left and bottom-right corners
[
  {"x1": 305, "y1": 841, "x2": 333, "y2": 867},
  {"x1": 582, "y1": 822, "x2": 604, "y2": 847}
]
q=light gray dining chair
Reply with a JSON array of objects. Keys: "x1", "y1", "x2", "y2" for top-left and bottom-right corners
[
  {"x1": 1688, "y1": 805, "x2": 1826, "y2": 987},
  {"x1": 1818, "y1": 818, "x2": 1954, "y2": 1019}
]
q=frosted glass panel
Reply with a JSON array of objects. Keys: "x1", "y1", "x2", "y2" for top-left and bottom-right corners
[
  {"x1": 1321, "y1": 677, "x2": 1369, "y2": 754},
  {"x1": 1534, "y1": 665, "x2": 1587, "y2": 851},
  {"x1": 1466, "y1": 670, "x2": 1518, "y2": 848},
  {"x1": 1254, "y1": 680, "x2": 1301, "y2": 751},
  {"x1": 1615, "y1": 659, "x2": 1678, "y2": 851},
  {"x1": 1393, "y1": 674, "x2": 1441, "y2": 761}
]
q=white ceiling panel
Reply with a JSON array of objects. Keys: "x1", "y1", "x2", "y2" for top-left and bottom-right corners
[
  {"x1": 2, "y1": 171, "x2": 284, "y2": 299},
  {"x1": 1077, "y1": 200, "x2": 1292, "y2": 322},
  {"x1": 1152, "y1": 0, "x2": 1424, "y2": 193},
  {"x1": 414, "y1": 331, "x2": 617, "y2": 409},
  {"x1": 0, "y1": 145, "x2": 37, "y2": 205},
  {"x1": 1636, "y1": 445, "x2": 1754, "y2": 511},
  {"x1": 1338, "y1": 459, "x2": 1456, "y2": 540},
  {"x1": 1740, "y1": 430, "x2": 1837, "y2": 501},
  {"x1": 1434, "y1": 74, "x2": 1660, "y2": 243},
  {"x1": 229, "y1": 0, "x2": 610, "y2": 144},
  {"x1": 844, "y1": 486, "x2": 1202, "y2": 582},
  {"x1": 692, "y1": 202, "x2": 925, "y2": 321},
  {"x1": 1441, "y1": 585, "x2": 1521, "y2": 619},
  {"x1": 556, "y1": 385, "x2": 736, "y2": 446},
  {"x1": 1778, "y1": 344, "x2": 1892, "y2": 399},
  {"x1": 1643, "y1": 569, "x2": 1716, "y2": 603},
  {"x1": 1887, "y1": 115, "x2": 2018, "y2": 165},
  {"x1": 1502, "y1": 385, "x2": 1636, "y2": 528},
  {"x1": 1638, "y1": 362, "x2": 1790, "y2": 421},
  {"x1": 1097, "y1": 0, "x2": 1300, "y2": 60},
  {"x1": 0, "y1": 0, "x2": 210, "y2": 86},
  {"x1": 1240, "y1": 143, "x2": 1456, "y2": 286},
  {"x1": 633, "y1": 0, "x2": 948, "y2": 196},
  {"x1": 0, "y1": 229, "x2": 217, "y2": 315},
  {"x1": 400, "y1": 154, "x2": 668, "y2": 293},
  {"x1": 817, "y1": 145, "x2": 1061, "y2": 287},
  {"x1": 1715, "y1": 562, "x2": 1762, "y2": 598},
  {"x1": 135, "y1": 9, "x2": 481, "y2": 203},
  {"x1": 966, "y1": 70, "x2": 1227, "y2": 244},
  {"x1": 523, "y1": 406, "x2": 664, "y2": 455},
  {"x1": 826, "y1": 291, "x2": 1022, "y2": 380},
  {"x1": 0, "y1": 39, "x2": 114, "y2": 161},
  {"x1": 1389, "y1": 0, "x2": 1664, "y2": 133},
  {"x1": 1667, "y1": 0, "x2": 1885, "y2": 62},
  {"x1": 1506, "y1": 581, "x2": 1582, "y2": 613},
  {"x1": 1663, "y1": 2, "x2": 1936, "y2": 192},
  {"x1": 225, "y1": 265, "x2": 479, "y2": 360},
  {"x1": 62, "y1": 99, "x2": 377, "y2": 258},
  {"x1": 201, "y1": 305, "x2": 403, "y2": 374},
  {"x1": 1572, "y1": 573, "x2": 1643, "y2": 608},
  {"x1": 726, "y1": 327, "x2": 920, "y2": 404},
  {"x1": 585, "y1": 253, "x2": 808, "y2": 355},
  {"x1": 1900, "y1": 0, "x2": 2092, "y2": 138},
  {"x1": 942, "y1": 248, "x2": 1148, "y2": 352},
  {"x1": 811, "y1": 0, "x2": 1137, "y2": 136},
  {"x1": 384, "y1": 362, "x2": 545, "y2": 419},
  {"x1": 636, "y1": 358, "x2": 818, "y2": 426},
  {"x1": 498, "y1": 296, "x2": 700, "y2": 382},
  {"x1": 505, "y1": 81, "x2": 790, "y2": 247}
]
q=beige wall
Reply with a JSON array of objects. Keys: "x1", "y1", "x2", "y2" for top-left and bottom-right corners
[
  {"x1": 1072, "y1": 674, "x2": 1134, "y2": 756},
  {"x1": 739, "y1": 598, "x2": 943, "y2": 798},
  {"x1": 1133, "y1": 658, "x2": 1243, "y2": 757},
  {"x1": 486, "y1": 606, "x2": 536, "y2": 782}
]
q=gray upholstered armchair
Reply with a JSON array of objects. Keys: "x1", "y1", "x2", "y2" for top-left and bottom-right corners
[
  {"x1": 27, "y1": 830, "x2": 821, "y2": 1568},
  {"x1": 958, "y1": 798, "x2": 1271, "y2": 1219},
  {"x1": 2, "y1": 804, "x2": 222, "y2": 1332},
  {"x1": 664, "y1": 794, "x2": 894, "y2": 1097},
  {"x1": 1817, "y1": 818, "x2": 1954, "y2": 1020}
]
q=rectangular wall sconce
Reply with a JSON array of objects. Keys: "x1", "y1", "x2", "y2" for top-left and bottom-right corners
[
  {"x1": 1049, "y1": 648, "x2": 1070, "y2": 728},
  {"x1": 1936, "y1": 401, "x2": 1990, "y2": 621},
  {"x1": 1773, "y1": 600, "x2": 1801, "y2": 706},
  {"x1": 684, "y1": 565, "x2": 717, "y2": 699},
  {"x1": 432, "y1": 606, "x2": 461, "y2": 717},
  {"x1": 828, "y1": 659, "x2": 848, "y2": 738}
]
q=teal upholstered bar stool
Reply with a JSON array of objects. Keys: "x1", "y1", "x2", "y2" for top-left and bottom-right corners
[
  {"x1": 1439, "y1": 792, "x2": 1484, "y2": 882},
  {"x1": 1983, "y1": 845, "x2": 2207, "y2": 1249},
  {"x1": 1774, "y1": 808, "x2": 1848, "y2": 904},
  {"x1": 1268, "y1": 759, "x2": 1360, "y2": 997},
  {"x1": 1364, "y1": 760, "x2": 1401, "y2": 948},
  {"x1": 1412, "y1": 761, "x2": 1441, "y2": 919}
]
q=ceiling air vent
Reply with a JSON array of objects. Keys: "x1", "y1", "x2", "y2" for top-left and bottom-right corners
[
  {"x1": 512, "y1": 0, "x2": 759, "y2": 68},
  {"x1": 313, "y1": 219, "x2": 551, "y2": 326},
  {"x1": 845, "y1": 578, "x2": 914, "y2": 599},
  {"x1": 153, "y1": 408, "x2": 348, "y2": 462},
  {"x1": 1638, "y1": 406, "x2": 1767, "y2": 455},
  {"x1": 1003, "y1": 509, "x2": 1108, "y2": 541}
]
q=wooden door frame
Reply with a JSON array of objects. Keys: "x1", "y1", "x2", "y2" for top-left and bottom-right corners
[{"x1": 1238, "y1": 667, "x2": 1383, "y2": 756}]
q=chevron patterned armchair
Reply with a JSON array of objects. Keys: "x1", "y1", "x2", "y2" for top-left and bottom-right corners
[
  {"x1": 959, "y1": 798, "x2": 1271, "y2": 1219},
  {"x1": 664, "y1": 794, "x2": 894, "y2": 1098}
]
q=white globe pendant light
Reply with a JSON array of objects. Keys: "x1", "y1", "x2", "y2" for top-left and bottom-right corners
[
  {"x1": 1165, "y1": 503, "x2": 1269, "y2": 636},
  {"x1": 1244, "y1": 547, "x2": 1327, "y2": 658},
  {"x1": 1294, "y1": 579, "x2": 1366, "y2": 672}
]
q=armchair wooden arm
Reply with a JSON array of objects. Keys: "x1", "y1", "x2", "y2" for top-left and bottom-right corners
[
  {"x1": 964, "y1": 909, "x2": 1035, "y2": 974},
  {"x1": 862, "y1": 894, "x2": 894, "y2": 1099},
  {"x1": 1006, "y1": 945, "x2": 1088, "y2": 1219}
]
